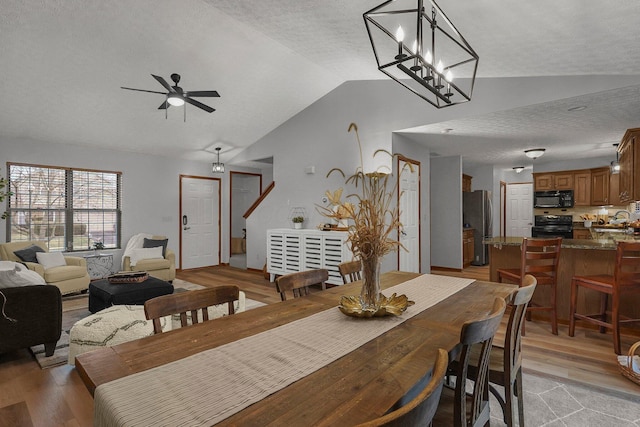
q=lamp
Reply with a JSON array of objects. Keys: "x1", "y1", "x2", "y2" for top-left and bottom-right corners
[
  {"x1": 610, "y1": 143, "x2": 620, "y2": 174},
  {"x1": 212, "y1": 147, "x2": 225, "y2": 173},
  {"x1": 167, "y1": 93, "x2": 185, "y2": 107},
  {"x1": 364, "y1": 0, "x2": 479, "y2": 108},
  {"x1": 513, "y1": 166, "x2": 525, "y2": 174},
  {"x1": 524, "y1": 148, "x2": 545, "y2": 159}
]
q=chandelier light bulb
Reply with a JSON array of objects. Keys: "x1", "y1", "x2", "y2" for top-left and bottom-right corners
[
  {"x1": 436, "y1": 60, "x2": 444, "y2": 74},
  {"x1": 395, "y1": 26, "x2": 404, "y2": 42},
  {"x1": 445, "y1": 70, "x2": 453, "y2": 82},
  {"x1": 411, "y1": 40, "x2": 417, "y2": 54},
  {"x1": 425, "y1": 50, "x2": 433, "y2": 64}
]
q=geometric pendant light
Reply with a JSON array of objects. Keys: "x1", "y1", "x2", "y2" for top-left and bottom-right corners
[{"x1": 212, "y1": 147, "x2": 225, "y2": 173}]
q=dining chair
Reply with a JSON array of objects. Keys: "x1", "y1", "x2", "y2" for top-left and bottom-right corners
[
  {"x1": 355, "y1": 348, "x2": 448, "y2": 427},
  {"x1": 569, "y1": 241, "x2": 640, "y2": 354},
  {"x1": 431, "y1": 297, "x2": 507, "y2": 427},
  {"x1": 460, "y1": 275, "x2": 537, "y2": 427},
  {"x1": 497, "y1": 237, "x2": 562, "y2": 335},
  {"x1": 275, "y1": 269, "x2": 328, "y2": 301},
  {"x1": 144, "y1": 285, "x2": 240, "y2": 334},
  {"x1": 338, "y1": 260, "x2": 362, "y2": 284}
]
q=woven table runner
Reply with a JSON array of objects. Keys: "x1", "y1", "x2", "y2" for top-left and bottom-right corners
[{"x1": 94, "y1": 274, "x2": 474, "y2": 426}]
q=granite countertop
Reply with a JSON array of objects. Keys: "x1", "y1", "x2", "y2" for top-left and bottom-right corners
[{"x1": 482, "y1": 236, "x2": 625, "y2": 250}]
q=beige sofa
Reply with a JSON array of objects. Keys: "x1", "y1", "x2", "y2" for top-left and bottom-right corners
[
  {"x1": 0, "y1": 241, "x2": 90, "y2": 295},
  {"x1": 122, "y1": 235, "x2": 176, "y2": 282}
]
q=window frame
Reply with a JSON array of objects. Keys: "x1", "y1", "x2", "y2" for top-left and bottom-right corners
[{"x1": 5, "y1": 162, "x2": 122, "y2": 252}]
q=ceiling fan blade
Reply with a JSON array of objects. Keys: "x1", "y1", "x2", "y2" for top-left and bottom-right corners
[
  {"x1": 184, "y1": 97, "x2": 215, "y2": 113},
  {"x1": 121, "y1": 87, "x2": 166, "y2": 95},
  {"x1": 186, "y1": 90, "x2": 220, "y2": 98},
  {"x1": 158, "y1": 101, "x2": 170, "y2": 110},
  {"x1": 151, "y1": 74, "x2": 174, "y2": 93}
]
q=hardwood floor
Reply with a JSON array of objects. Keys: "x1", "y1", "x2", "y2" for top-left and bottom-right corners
[{"x1": 1, "y1": 265, "x2": 638, "y2": 427}]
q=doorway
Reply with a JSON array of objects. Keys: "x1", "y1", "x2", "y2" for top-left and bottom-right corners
[
  {"x1": 505, "y1": 182, "x2": 533, "y2": 237},
  {"x1": 398, "y1": 157, "x2": 421, "y2": 272},
  {"x1": 179, "y1": 175, "x2": 221, "y2": 270},
  {"x1": 230, "y1": 172, "x2": 262, "y2": 269}
]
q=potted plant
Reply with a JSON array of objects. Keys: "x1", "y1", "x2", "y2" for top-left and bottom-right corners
[{"x1": 292, "y1": 216, "x2": 304, "y2": 229}]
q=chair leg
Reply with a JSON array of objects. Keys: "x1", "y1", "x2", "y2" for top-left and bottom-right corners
[
  {"x1": 599, "y1": 293, "x2": 608, "y2": 334},
  {"x1": 515, "y1": 368, "x2": 525, "y2": 427},
  {"x1": 612, "y1": 293, "x2": 621, "y2": 355},
  {"x1": 569, "y1": 279, "x2": 578, "y2": 337},
  {"x1": 503, "y1": 376, "x2": 516, "y2": 427},
  {"x1": 550, "y1": 281, "x2": 558, "y2": 335},
  {"x1": 44, "y1": 342, "x2": 56, "y2": 357}
]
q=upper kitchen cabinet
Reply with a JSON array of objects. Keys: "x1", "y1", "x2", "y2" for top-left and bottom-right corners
[
  {"x1": 590, "y1": 167, "x2": 610, "y2": 205},
  {"x1": 618, "y1": 128, "x2": 640, "y2": 203},
  {"x1": 533, "y1": 172, "x2": 574, "y2": 191},
  {"x1": 462, "y1": 174, "x2": 472, "y2": 192},
  {"x1": 573, "y1": 170, "x2": 591, "y2": 206}
]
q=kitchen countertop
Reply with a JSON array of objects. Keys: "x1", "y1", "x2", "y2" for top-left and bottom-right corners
[{"x1": 482, "y1": 236, "x2": 627, "y2": 250}]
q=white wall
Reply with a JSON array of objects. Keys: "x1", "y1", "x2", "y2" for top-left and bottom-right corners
[{"x1": 430, "y1": 156, "x2": 463, "y2": 269}]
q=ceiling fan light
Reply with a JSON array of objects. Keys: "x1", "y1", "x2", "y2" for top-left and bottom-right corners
[
  {"x1": 167, "y1": 94, "x2": 184, "y2": 106},
  {"x1": 524, "y1": 148, "x2": 545, "y2": 159}
]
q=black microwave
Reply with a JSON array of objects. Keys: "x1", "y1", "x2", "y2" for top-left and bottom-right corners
[{"x1": 534, "y1": 190, "x2": 574, "y2": 208}]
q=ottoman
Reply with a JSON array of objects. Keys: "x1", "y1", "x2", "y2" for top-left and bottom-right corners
[{"x1": 88, "y1": 276, "x2": 174, "y2": 313}]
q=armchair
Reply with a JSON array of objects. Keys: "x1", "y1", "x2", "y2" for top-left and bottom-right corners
[
  {"x1": 122, "y1": 235, "x2": 176, "y2": 282},
  {"x1": 0, "y1": 285, "x2": 62, "y2": 356},
  {"x1": 0, "y1": 241, "x2": 90, "y2": 295}
]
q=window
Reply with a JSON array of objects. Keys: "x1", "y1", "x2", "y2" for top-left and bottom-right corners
[{"x1": 6, "y1": 163, "x2": 121, "y2": 251}]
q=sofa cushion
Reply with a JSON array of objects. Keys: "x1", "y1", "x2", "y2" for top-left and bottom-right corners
[
  {"x1": 143, "y1": 238, "x2": 168, "y2": 257},
  {"x1": 132, "y1": 257, "x2": 171, "y2": 271},
  {"x1": 0, "y1": 261, "x2": 46, "y2": 288},
  {"x1": 13, "y1": 244, "x2": 46, "y2": 263},
  {"x1": 44, "y1": 265, "x2": 89, "y2": 283},
  {"x1": 36, "y1": 251, "x2": 67, "y2": 270},
  {"x1": 129, "y1": 247, "x2": 164, "y2": 267}
]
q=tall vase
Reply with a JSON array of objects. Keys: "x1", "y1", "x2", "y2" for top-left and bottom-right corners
[{"x1": 360, "y1": 256, "x2": 381, "y2": 312}]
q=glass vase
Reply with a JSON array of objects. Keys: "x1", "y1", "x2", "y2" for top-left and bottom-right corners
[{"x1": 360, "y1": 256, "x2": 381, "y2": 312}]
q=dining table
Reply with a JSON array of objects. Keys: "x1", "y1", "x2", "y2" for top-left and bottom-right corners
[{"x1": 75, "y1": 271, "x2": 516, "y2": 426}]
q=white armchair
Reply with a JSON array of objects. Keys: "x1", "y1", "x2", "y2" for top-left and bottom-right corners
[{"x1": 122, "y1": 235, "x2": 175, "y2": 282}]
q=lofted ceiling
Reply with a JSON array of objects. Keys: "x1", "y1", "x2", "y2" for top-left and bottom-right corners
[{"x1": 2, "y1": 0, "x2": 640, "y2": 168}]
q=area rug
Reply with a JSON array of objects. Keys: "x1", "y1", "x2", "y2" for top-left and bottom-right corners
[{"x1": 30, "y1": 279, "x2": 265, "y2": 369}]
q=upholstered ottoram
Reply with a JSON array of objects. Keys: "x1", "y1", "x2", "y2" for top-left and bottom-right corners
[
  {"x1": 88, "y1": 277, "x2": 174, "y2": 313},
  {"x1": 0, "y1": 241, "x2": 90, "y2": 295}
]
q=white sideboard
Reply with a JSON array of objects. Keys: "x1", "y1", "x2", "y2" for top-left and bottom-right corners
[{"x1": 266, "y1": 229, "x2": 352, "y2": 285}]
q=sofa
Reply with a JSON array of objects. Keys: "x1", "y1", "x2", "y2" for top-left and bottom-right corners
[
  {"x1": 0, "y1": 241, "x2": 90, "y2": 295},
  {"x1": 0, "y1": 285, "x2": 62, "y2": 356},
  {"x1": 122, "y1": 235, "x2": 176, "y2": 282}
]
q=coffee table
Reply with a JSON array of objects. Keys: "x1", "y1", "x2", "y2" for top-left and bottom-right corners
[{"x1": 88, "y1": 276, "x2": 174, "y2": 313}]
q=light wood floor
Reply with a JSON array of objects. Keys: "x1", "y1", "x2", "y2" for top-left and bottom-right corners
[{"x1": 1, "y1": 266, "x2": 638, "y2": 427}]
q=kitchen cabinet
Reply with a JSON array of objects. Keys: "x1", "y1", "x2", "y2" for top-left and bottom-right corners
[
  {"x1": 572, "y1": 228, "x2": 591, "y2": 239},
  {"x1": 533, "y1": 172, "x2": 574, "y2": 191},
  {"x1": 462, "y1": 174, "x2": 472, "y2": 192},
  {"x1": 573, "y1": 170, "x2": 591, "y2": 206},
  {"x1": 590, "y1": 167, "x2": 610, "y2": 205},
  {"x1": 609, "y1": 172, "x2": 622, "y2": 205},
  {"x1": 463, "y1": 229, "x2": 475, "y2": 267},
  {"x1": 618, "y1": 128, "x2": 640, "y2": 203}
]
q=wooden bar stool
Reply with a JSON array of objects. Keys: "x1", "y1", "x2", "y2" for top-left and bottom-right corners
[
  {"x1": 497, "y1": 237, "x2": 562, "y2": 335},
  {"x1": 569, "y1": 241, "x2": 640, "y2": 354}
]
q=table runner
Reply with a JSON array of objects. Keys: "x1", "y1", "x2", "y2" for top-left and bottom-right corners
[{"x1": 94, "y1": 274, "x2": 474, "y2": 426}]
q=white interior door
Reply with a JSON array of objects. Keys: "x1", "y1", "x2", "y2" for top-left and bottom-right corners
[
  {"x1": 506, "y1": 183, "x2": 533, "y2": 237},
  {"x1": 398, "y1": 159, "x2": 420, "y2": 272},
  {"x1": 181, "y1": 176, "x2": 220, "y2": 269}
]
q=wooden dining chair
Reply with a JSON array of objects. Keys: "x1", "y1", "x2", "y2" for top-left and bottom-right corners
[
  {"x1": 144, "y1": 285, "x2": 240, "y2": 334},
  {"x1": 275, "y1": 269, "x2": 328, "y2": 301},
  {"x1": 338, "y1": 260, "x2": 362, "y2": 284},
  {"x1": 569, "y1": 241, "x2": 640, "y2": 354},
  {"x1": 497, "y1": 237, "x2": 562, "y2": 335},
  {"x1": 355, "y1": 348, "x2": 448, "y2": 427},
  {"x1": 432, "y1": 297, "x2": 507, "y2": 427},
  {"x1": 461, "y1": 275, "x2": 537, "y2": 427}
]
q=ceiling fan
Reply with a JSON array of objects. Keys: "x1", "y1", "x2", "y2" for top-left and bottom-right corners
[{"x1": 121, "y1": 73, "x2": 220, "y2": 119}]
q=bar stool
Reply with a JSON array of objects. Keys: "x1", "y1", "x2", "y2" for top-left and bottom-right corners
[
  {"x1": 569, "y1": 241, "x2": 640, "y2": 354},
  {"x1": 497, "y1": 237, "x2": 562, "y2": 335}
]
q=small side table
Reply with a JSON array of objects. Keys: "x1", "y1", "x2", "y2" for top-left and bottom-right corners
[{"x1": 84, "y1": 253, "x2": 114, "y2": 280}]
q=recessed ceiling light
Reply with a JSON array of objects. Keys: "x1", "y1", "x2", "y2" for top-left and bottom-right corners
[{"x1": 567, "y1": 105, "x2": 587, "y2": 112}]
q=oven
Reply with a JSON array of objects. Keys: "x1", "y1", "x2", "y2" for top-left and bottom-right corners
[{"x1": 531, "y1": 215, "x2": 573, "y2": 239}]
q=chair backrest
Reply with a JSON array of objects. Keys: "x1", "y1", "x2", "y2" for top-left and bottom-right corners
[
  {"x1": 453, "y1": 297, "x2": 507, "y2": 427},
  {"x1": 144, "y1": 286, "x2": 239, "y2": 334},
  {"x1": 519, "y1": 237, "x2": 562, "y2": 285},
  {"x1": 614, "y1": 241, "x2": 640, "y2": 288},
  {"x1": 504, "y1": 275, "x2": 537, "y2": 378},
  {"x1": 355, "y1": 348, "x2": 448, "y2": 427},
  {"x1": 338, "y1": 260, "x2": 362, "y2": 284},
  {"x1": 275, "y1": 269, "x2": 328, "y2": 301}
]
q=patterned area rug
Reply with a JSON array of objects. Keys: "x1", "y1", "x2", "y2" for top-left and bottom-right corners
[{"x1": 30, "y1": 279, "x2": 265, "y2": 369}]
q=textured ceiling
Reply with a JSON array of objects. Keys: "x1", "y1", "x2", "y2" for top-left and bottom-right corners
[{"x1": 2, "y1": 0, "x2": 640, "y2": 167}]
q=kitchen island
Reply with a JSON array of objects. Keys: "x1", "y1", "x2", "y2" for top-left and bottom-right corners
[{"x1": 484, "y1": 237, "x2": 639, "y2": 332}]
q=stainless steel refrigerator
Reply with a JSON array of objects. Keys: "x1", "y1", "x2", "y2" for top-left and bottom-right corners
[{"x1": 463, "y1": 190, "x2": 493, "y2": 266}]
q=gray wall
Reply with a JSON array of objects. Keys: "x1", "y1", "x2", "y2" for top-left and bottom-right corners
[{"x1": 430, "y1": 156, "x2": 463, "y2": 269}]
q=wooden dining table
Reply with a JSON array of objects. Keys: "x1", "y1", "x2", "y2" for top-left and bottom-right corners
[{"x1": 75, "y1": 271, "x2": 515, "y2": 426}]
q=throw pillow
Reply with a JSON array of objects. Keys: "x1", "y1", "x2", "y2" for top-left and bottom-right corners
[
  {"x1": 13, "y1": 244, "x2": 45, "y2": 263},
  {"x1": 36, "y1": 251, "x2": 67, "y2": 270},
  {"x1": 129, "y1": 246, "x2": 164, "y2": 267},
  {"x1": 143, "y1": 238, "x2": 168, "y2": 257},
  {"x1": 0, "y1": 261, "x2": 46, "y2": 288}
]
